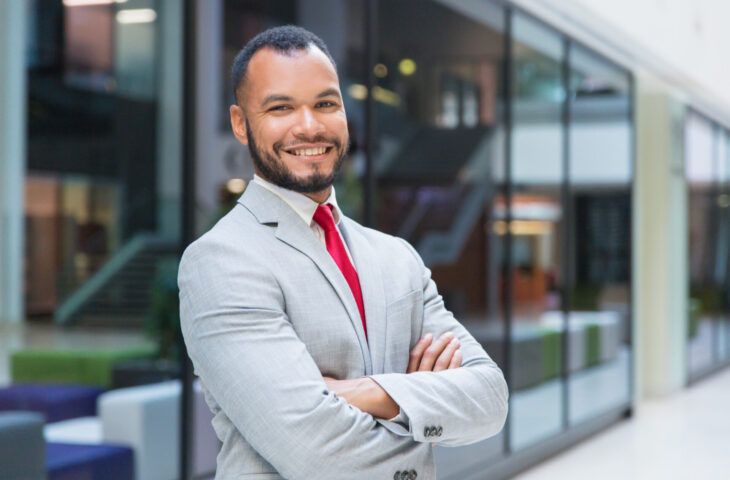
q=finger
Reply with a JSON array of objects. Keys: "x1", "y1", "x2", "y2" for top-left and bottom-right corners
[
  {"x1": 418, "y1": 331, "x2": 454, "y2": 372},
  {"x1": 433, "y1": 338, "x2": 460, "y2": 372},
  {"x1": 448, "y1": 349, "x2": 462, "y2": 369},
  {"x1": 407, "y1": 334, "x2": 433, "y2": 373}
]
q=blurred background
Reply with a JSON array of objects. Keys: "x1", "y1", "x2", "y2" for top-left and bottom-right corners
[{"x1": 0, "y1": 0, "x2": 729, "y2": 479}]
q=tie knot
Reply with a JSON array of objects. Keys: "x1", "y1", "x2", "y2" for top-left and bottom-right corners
[{"x1": 313, "y1": 204, "x2": 336, "y2": 232}]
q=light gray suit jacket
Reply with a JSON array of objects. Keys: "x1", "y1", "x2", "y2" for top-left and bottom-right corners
[{"x1": 178, "y1": 181, "x2": 508, "y2": 480}]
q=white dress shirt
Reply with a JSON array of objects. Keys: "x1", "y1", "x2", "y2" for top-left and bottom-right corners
[{"x1": 252, "y1": 174, "x2": 355, "y2": 266}]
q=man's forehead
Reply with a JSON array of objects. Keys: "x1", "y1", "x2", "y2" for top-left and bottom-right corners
[{"x1": 248, "y1": 45, "x2": 337, "y2": 81}]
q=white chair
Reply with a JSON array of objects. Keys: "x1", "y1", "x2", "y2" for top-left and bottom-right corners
[{"x1": 45, "y1": 379, "x2": 219, "y2": 480}]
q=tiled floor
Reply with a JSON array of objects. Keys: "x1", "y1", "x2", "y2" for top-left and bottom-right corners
[
  {"x1": 513, "y1": 367, "x2": 730, "y2": 480},
  {"x1": 0, "y1": 320, "x2": 153, "y2": 384}
]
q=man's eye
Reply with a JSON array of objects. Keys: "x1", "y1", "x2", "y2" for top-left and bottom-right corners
[
  {"x1": 317, "y1": 101, "x2": 337, "y2": 108},
  {"x1": 269, "y1": 105, "x2": 290, "y2": 111}
]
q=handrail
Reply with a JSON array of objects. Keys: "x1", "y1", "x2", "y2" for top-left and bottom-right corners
[
  {"x1": 53, "y1": 232, "x2": 176, "y2": 325},
  {"x1": 406, "y1": 133, "x2": 495, "y2": 267},
  {"x1": 56, "y1": 228, "x2": 110, "y2": 299}
]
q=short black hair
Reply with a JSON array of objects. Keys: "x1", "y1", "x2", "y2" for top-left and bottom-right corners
[{"x1": 231, "y1": 25, "x2": 336, "y2": 105}]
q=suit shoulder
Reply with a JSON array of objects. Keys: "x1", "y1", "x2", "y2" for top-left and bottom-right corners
[{"x1": 180, "y1": 204, "x2": 264, "y2": 266}]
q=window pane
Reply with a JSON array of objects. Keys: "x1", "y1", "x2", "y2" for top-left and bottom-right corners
[
  {"x1": 567, "y1": 44, "x2": 632, "y2": 425},
  {"x1": 686, "y1": 112, "x2": 720, "y2": 378},
  {"x1": 22, "y1": 0, "x2": 188, "y2": 475},
  {"x1": 716, "y1": 131, "x2": 730, "y2": 364},
  {"x1": 509, "y1": 12, "x2": 565, "y2": 451},
  {"x1": 26, "y1": 1, "x2": 183, "y2": 322},
  {"x1": 373, "y1": 0, "x2": 508, "y2": 470}
]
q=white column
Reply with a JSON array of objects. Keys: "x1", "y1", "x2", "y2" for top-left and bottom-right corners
[
  {"x1": 194, "y1": 0, "x2": 223, "y2": 235},
  {"x1": 633, "y1": 74, "x2": 688, "y2": 399},
  {"x1": 0, "y1": 0, "x2": 28, "y2": 324},
  {"x1": 156, "y1": 0, "x2": 183, "y2": 240}
]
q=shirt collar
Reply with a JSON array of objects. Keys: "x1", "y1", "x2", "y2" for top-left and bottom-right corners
[{"x1": 252, "y1": 174, "x2": 343, "y2": 227}]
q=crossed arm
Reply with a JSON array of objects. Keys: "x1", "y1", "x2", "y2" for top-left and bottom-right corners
[{"x1": 323, "y1": 331, "x2": 463, "y2": 419}]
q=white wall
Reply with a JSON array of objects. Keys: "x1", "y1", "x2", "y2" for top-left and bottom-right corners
[
  {"x1": 0, "y1": 0, "x2": 27, "y2": 323},
  {"x1": 571, "y1": 0, "x2": 730, "y2": 110},
  {"x1": 512, "y1": 0, "x2": 730, "y2": 127}
]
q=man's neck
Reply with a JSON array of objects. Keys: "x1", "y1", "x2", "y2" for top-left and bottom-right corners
[
  {"x1": 255, "y1": 173, "x2": 332, "y2": 204},
  {"x1": 303, "y1": 187, "x2": 332, "y2": 205}
]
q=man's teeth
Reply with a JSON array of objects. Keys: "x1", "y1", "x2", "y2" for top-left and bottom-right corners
[{"x1": 290, "y1": 147, "x2": 327, "y2": 156}]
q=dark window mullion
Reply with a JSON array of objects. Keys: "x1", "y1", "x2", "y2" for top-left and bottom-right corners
[
  {"x1": 364, "y1": 0, "x2": 377, "y2": 229},
  {"x1": 561, "y1": 36, "x2": 572, "y2": 432},
  {"x1": 503, "y1": 4, "x2": 514, "y2": 455}
]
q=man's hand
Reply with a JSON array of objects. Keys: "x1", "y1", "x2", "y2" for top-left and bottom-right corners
[{"x1": 407, "y1": 331, "x2": 462, "y2": 373}]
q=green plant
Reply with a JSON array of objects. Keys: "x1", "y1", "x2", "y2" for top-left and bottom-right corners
[{"x1": 145, "y1": 257, "x2": 181, "y2": 361}]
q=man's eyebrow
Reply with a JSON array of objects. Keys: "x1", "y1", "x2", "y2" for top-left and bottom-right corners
[
  {"x1": 261, "y1": 94, "x2": 294, "y2": 107},
  {"x1": 316, "y1": 88, "x2": 341, "y2": 99},
  {"x1": 261, "y1": 89, "x2": 340, "y2": 107}
]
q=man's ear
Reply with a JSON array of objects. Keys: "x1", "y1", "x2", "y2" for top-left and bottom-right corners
[{"x1": 230, "y1": 104, "x2": 249, "y2": 145}]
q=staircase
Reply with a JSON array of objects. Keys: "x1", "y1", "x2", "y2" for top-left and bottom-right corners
[
  {"x1": 54, "y1": 233, "x2": 179, "y2": 328},
  {"x1": 381, "y1": 125, "x2": 496, "y2": 268}
]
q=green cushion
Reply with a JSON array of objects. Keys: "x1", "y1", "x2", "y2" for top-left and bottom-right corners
[
  {"x1": 11, "y1": 346, "x2": 156, "y2": 388},
  {"x1": 585, "y1": 323, "x2": 600, "y2": 367},
  {"x1": 540, "y1": 328, "x2": 562, "y2": 381}
]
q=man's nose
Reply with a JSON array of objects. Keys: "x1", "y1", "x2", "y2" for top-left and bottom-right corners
[{"x1": 292, "y1": 107, "x2": 325, "y2": 138}]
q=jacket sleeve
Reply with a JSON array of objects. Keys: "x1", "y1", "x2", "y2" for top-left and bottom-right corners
[
  {"x1": 178, "y1": 238, "x2": 431, "y2": 480},
  {"x1": 368, "y1": 238, "x2": 509, "y2": 447}
]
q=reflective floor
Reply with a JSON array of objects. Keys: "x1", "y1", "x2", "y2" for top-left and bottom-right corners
[{"x1": 513, "y1": 367, "x2": 730, "y2": 480}]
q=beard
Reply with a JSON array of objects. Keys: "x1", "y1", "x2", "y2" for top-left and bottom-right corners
[{"x1": 246, "y1": 118, "x2": 347, "y2": 193}]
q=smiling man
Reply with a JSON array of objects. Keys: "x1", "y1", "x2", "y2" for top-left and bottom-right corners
[{"x1": 178, "y1": 26, "x2": 508, "y2": 480}]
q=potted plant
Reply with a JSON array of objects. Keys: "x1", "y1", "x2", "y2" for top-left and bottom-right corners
[{"x1": 111, "y1": 257, "x2": 181, "y2": 388}]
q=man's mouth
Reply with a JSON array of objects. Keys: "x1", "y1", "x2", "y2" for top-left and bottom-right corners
[{"x1": 282, "y1": 144, "x2": 334, "y2": 159}]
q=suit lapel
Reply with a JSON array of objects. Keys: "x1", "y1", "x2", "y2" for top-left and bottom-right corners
[
  {"x1": 339, "y1": 219, "x2": 387, "y2": 375},
  {"x1": 239, "y1": 182, "x2": 372, "y2": 373}
]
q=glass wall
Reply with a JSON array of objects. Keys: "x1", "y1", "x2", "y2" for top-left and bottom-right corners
[
  {"x1": 724, "y1": 131, "x2": 730, "y2": 365},
  {"x1": 0, "y1": 1, "x2": 640, "y2": 479},
  {"x1": 686, "y1": 110, "x2": 730, "y2": 380},
  {"x1": 25, "y1": 0, "x2": 183, "y2": 322},
  {"x1": 18, "y1": 0, "x2": 191, "y2": 478},
  {"x1": 208, "y1": 1, "x2": 634, "y2": 478},
  {"x1": 567, "y1": 45, "x2": 632, "y2": 424},
  {"x1": 372, "y1": 0, "x2": 507, "y2": 469},
  {"x1": 508, "y1": 12, "x2": 565, "y2": 451}
]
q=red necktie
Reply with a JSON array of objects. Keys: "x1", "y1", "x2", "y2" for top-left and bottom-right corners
[{"x1": 313, "y1": 204, "x2": 367, "y2": 339}]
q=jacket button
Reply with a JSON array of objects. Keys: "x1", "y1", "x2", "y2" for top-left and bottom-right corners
[
  {"x1": 436, "y1": 426, "x2": 443, "y2": 436},
  {"x1": 409, "y1": 469, "x2": 418, "y2": 479},
  {"x1": 423, "y1": 426, "x2": 430, "y2": 437},
  {"x1": 394, "y1": 471, "x2": 401, "y2": 480}
]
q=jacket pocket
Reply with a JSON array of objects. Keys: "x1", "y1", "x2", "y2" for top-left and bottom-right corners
[{"x1": 385, "y1": 289, "x2": 422, "y2": 373}]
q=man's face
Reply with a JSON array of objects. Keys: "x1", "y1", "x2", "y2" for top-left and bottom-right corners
[{"x1": 231, "y1": 46, "x2": 348, "y2": 193}]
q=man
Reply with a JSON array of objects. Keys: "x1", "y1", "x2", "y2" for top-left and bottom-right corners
[{"x1": 178, "y1": 25, "x2": 508, "y2": 480}]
